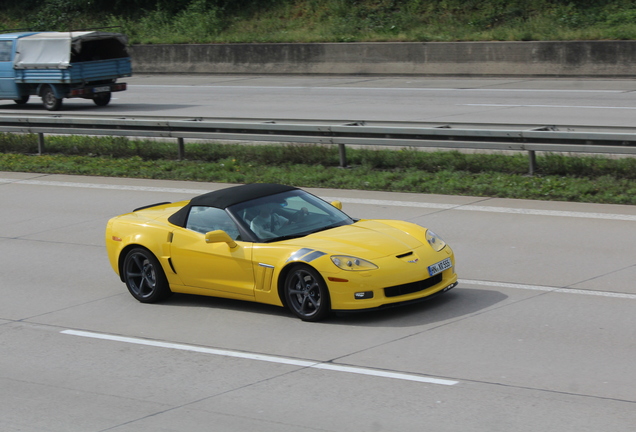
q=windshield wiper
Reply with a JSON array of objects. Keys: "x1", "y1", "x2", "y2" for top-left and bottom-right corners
[
  {"x1": 307, "y1": 222, "x2": 345, "y2": 235},
  {"x1": 268, "y1": 233, "x2": 307, "y2": 242},
  {"x1": 265, "y1": 221, "x2": 350, "y2": 242}
]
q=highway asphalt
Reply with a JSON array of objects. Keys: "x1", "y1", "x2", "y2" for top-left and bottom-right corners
[
  {"x1": 1, "y1": 76, "x2": 635, "y2": 431},
  {"x1": 2, "y1": 75, "x2": 636, "y2": 127},
  {"x1": 1, "y1": 171, "x2": 635, "y2": 432}
]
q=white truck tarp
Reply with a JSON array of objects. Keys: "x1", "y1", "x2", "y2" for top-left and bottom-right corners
[{"x1": 14, "y1": 32, "x2": 128, "y2": 69}]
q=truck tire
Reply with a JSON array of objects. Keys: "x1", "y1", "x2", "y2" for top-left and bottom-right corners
[
  {"x1": 41, "y1": 86, "x2": 62, "y2": 111},
  {"x1": 14, "y1": 96, "x2": 29, "y2": 105},
  {"x1": 93, "y1": 92, "x2": 111, "y2": 107}
]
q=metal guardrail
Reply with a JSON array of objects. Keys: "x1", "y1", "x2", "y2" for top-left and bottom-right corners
[{"x1": 2, "y1": 115, "x2": 636, "y2": 174}]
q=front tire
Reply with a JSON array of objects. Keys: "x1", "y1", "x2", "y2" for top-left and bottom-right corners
[
  {"x1": 41, "y1": 86, "x2": 62, "y2": 111},
  {"x1": 284, "y1": 265, "x2": 331, "y2": 321},
  {"x1": 123, "y1": 248, "x2": 172, "y2": 303}
]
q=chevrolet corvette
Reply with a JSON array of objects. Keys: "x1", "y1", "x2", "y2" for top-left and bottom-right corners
[{"x1": 105, "y1": 183, "x2": 457, "y2": 321}]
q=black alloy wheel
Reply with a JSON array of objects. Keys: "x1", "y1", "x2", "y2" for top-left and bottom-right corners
[
  {"x1": 284, "y1": 265, "x2": 331, "y2": 322},
  {"x1": 123, "y1": 248, "x2": 172, "y2": 303}
]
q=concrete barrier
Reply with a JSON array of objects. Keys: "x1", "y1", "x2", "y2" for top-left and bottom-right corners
[{"x1": 130, "y1": 41, "x2": 636, "y2": 77}]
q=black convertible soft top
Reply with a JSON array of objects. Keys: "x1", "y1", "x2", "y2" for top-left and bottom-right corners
[
  {"x1": 191, "y1": 183, "x2": 296, "y2": 208},
  {"x1": 168, "y1": 183, "x2": 297, "y2": 227}
]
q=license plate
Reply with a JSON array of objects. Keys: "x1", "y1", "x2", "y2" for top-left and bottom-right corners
[
  {"x1": 428, "y1": 257, "x2": 452, "y2": 276},
  {"x1": 93, "y1": 86, "x2": 110, "y2": 93}
]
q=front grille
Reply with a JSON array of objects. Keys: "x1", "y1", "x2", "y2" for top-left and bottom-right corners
[{"x1": 384, "y1": 273, "x2": 443, "y2": 298}]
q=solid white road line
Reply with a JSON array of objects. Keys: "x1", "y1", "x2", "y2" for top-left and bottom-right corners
[
  {"x1": 322, "y1": 197, "x2": 636, "y2": 222},
  {"x1": 462, "y1": 103, "x2": 636, "y2": 110},
  {"x1": 61, "y1": 329, "x2": 458, "y2": 386},
  {"x1": 460, "y1": 279, "x2": 636, "y2": 300},
  {"x1": 132, "y1": 85, "x2": 626, "y2": 94},
  {"x1": 3, "y1": 177, "x2": 636, "y2": 222},
  {"x1": 0, "y1": 178, "x2": 206, "y2": 195}
]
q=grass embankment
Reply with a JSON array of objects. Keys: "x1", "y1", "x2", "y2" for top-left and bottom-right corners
[
  {"x1": 2, "y1": 134, "x2": 636, "y2": 205},
  {"x1": 2, "y1": 3, "x2": 634, "y2": 204},
  {"x1": 4, "y1": 1, "x2": 636, "y2": 43}
]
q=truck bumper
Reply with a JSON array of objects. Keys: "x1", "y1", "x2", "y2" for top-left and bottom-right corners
[{"x1": 68, "y1": 82, "x2": 127, "y2": 98}]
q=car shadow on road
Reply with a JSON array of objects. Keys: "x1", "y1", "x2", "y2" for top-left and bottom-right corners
[
  {"x1": 328, "y1": 287, "x2": 508, "y2": 328},
  {"x1": 0, "y1": 103, "x2": 194, "y2": 113},
  {"x1": 162, "y1": 286, "x2": 508, "y2": 328},
  {"x1": 162, "y1": 293, "x2": 293, "y2": 318}
]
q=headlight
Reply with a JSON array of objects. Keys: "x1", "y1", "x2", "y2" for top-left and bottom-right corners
[
  {"x1": 331, "y1": 255, "x2": 378, "y2": 271},
  {"x1": 426, "y1": 230, "x2": 447, "y2": 252}
]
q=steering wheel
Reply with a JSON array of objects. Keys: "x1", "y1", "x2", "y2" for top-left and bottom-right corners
[{"x1": 290, "y1": 207, "x2": 309, "y2": 224}]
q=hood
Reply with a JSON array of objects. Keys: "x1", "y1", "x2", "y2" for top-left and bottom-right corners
[{"x1": 286, "y1": 220, "x2": 425, "y2": 259}]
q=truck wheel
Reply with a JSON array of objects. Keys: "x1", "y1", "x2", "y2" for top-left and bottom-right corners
[
  {"x1": 14, "y1": 96, "x2": 29, "y2": 105},
  {"x1": 93, "y1": 92, "x2": 111, "y2": 107},
  {"x1": 41, "y1": 86, "x2": 62, "y2": 111}
]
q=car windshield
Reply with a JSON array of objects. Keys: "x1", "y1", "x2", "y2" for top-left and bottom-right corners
[{"x1": 228, "y1": 189, "x2": 354, "y2": 242}]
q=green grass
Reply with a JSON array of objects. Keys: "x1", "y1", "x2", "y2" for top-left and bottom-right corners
[
  {"x1": 108, "y1": 1, "x2": 636, "y2": 43},
  {"x1": 4, "y1": 0, "x2": 636, "y2": 43},
  {"x1": 2, "y1": 3, "x2": 635, "y2": 204},
  {"x1": 2, "y1": 133, "x2": 636, "y2": 205}
]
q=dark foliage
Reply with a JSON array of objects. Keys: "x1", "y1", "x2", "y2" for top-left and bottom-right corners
[{"x1": 0, "y1": 0, "x2": 282, "y2": 16}]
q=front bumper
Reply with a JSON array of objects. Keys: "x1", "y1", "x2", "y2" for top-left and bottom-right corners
[
  {"x1": 326, "y1": 245, "x2": 458, "y2": 311},
  {"x1": 333, "y1": 281, "x2": 458, "y2": 313}
]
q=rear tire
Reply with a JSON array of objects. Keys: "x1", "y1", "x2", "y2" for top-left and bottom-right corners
[
  {"x1": 122, "y1": 248, "x2": 172, "y2": 303},
  {"x1": 41, "y1": 86, "x2": 62, "y2": 111},
  {"x1": 14, "y1": 96, "x2": 29, "y2": 105},
  {"x1": 93, "y1": 92, "x2": 111, "y2": 106}
]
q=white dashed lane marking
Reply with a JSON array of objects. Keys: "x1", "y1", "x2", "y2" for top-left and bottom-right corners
[{"x1": 61, "y1": 330, "x2": 459, "y2": 386}]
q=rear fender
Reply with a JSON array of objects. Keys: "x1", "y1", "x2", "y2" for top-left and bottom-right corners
[{"x1": 109, "y1": 230, "x2": 178, "y2": 284}]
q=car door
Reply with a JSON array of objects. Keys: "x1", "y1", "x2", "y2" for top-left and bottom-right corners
[
  {"x1": 0, "y1": 40, "x2": 19, "y2": 98},
  {"x1": 169, "y1": 206, "x2": 255, "y2": 297}
]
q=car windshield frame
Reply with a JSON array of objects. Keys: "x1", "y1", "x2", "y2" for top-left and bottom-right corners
[{"x1": 227, "y1": 189, "x2": 354, "y2": 243}]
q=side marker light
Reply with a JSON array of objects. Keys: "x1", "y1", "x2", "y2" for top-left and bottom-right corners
[{"x1": 328, "y1": 277, "x2": 349, "y2": 282}]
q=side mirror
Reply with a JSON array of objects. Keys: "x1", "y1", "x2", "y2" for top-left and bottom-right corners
[
  {"x1": 331, "y1": 200, "x2": 343, "y2": 210},
  {"x1": 205, "y1": 230, "x2": 237, "y2": 248}
]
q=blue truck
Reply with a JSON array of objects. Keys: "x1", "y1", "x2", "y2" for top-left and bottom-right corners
[{"x1": 0, "y1": 31, "x2": 132, "y2": 110}]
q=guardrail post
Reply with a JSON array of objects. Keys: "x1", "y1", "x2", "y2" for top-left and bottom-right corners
[
  {"x1": 37, "y1": 133, "x2": 45, "y2": 155},
  {"x1": 528, "y1": 150, "x2": 537, "y2": 175},
  {"x1": 177, "y1": 137, "x2": 185, "y2": 160},
  {"x1": 338, "y1": 143, "x2": 347, "y2": 168}
]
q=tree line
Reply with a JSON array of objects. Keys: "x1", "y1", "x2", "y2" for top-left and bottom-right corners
[
  {"x1": 1, "y1": 0, "x2": 264, "y2": 16},
  {"x1": 0, "y1": 0, "x2": 621, "y2": 17}
]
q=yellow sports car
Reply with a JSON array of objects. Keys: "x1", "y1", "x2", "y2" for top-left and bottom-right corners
[{"x1": 105, "y1": 184, "x2": 457, "y2": 321}]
